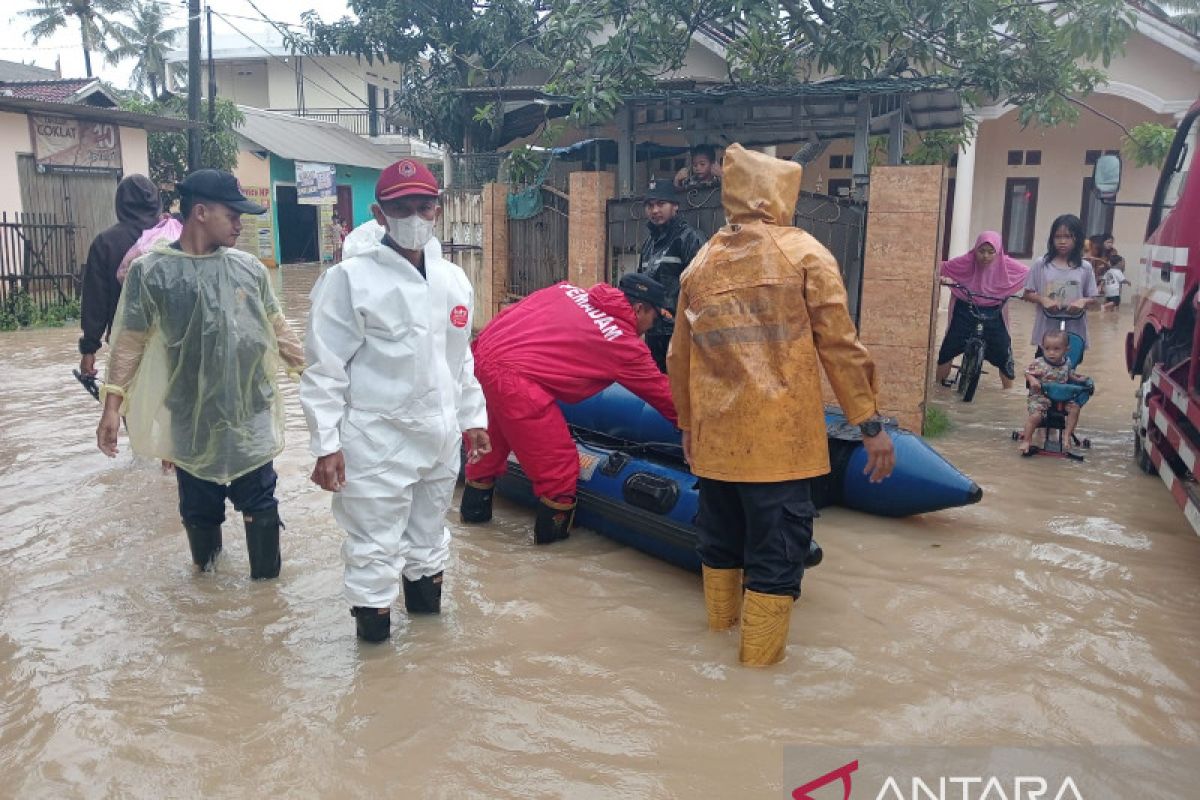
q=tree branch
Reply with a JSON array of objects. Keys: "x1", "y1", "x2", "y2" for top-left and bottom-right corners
[{"x1": 1057, "y1": 90, "x2": 1130, "y2": 136}]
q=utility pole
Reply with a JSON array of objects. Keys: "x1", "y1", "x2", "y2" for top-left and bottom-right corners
[
  {"x1": 187, "y1": 0, "x2": 201, "y2": 171},
  {"x1": 206, "y1": 4, "x2": 216, "y2": 127}
]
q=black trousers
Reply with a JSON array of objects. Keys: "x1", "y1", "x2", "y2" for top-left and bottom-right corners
[
  {"x1": 645, "y1": 316, "x2": 674, "y2": 373},
  {"x1": 176, "y1": 461, "x2": 278, "y2": 528},
  {"x1": 695, "y1": 478, "x2": 817, "y2": 598},
  {"x1": 936, "y1": 301, "x2": 1015, "y2": 379}
]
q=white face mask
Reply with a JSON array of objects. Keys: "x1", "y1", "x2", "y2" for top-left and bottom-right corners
[{"x1": 385, "y1": 213, "x2": 436, "y2": 250}]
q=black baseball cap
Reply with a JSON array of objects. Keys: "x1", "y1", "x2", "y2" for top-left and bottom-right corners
[
  {"x1": 619, "y1": 272, "x2": 667, "y2": 310},
  {"x1": 643, "y1": 181, "x2": 679, "y2": 204},
  {"x1": 177, "y1": 169, "x2": 267, "y2": 215}
]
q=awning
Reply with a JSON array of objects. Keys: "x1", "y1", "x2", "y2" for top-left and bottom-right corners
[{"x1": 545, "y1": 138, "x2": 690, "y2": 163}]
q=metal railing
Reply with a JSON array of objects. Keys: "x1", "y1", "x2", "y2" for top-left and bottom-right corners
[
  {"x1": 0, "y1": 212, "x2": 80, "y2": 313},
  {"x1": 606, "y1": 188, "x2": 867, "y2": 322},
  {"x1": 447, "y1": 153, "x2": 508, "y2": 192},
  {"x1": 267, "y1": 107, "x2": 405, "y2": 137}
]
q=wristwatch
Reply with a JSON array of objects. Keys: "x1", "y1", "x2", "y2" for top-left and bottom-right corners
[{"x1": 858, "y1": 417, "x2": 883, "y2": 438}]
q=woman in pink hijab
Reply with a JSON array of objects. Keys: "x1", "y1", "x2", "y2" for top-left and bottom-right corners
[{"x1": 935, "y1": 231, "x2": 1030, "y2": 389}]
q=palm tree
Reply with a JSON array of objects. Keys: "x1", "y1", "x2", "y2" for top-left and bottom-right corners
[
  {"x1": 107, "y1": 1, "x2": 182, "y2": 98},
  {"x1": 1146, "y1": 1, "x2": 1200, "y2": 35},
  {"x1": 20, "y1": 0, "x2": 132, "y2": 78}
]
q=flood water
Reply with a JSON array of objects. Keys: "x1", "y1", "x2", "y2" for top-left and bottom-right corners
[{"x1": 2, "y1": 266, "x2": 1199, "y2": 798}]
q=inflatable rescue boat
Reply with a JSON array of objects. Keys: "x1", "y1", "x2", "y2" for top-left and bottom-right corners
[{"x1": 495, "y1": 384, "x2": 981, "y2": 572}]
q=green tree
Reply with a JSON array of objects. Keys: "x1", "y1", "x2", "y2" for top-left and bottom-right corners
[
  {"x1": 121, "y1": 96, "x2": 244, "y2": 207},
  {"x1": 19, "y1": 0, "x2": 131, "y2": 78},
  {"x1": 301, "y1": 0, "x2": 1135, "y2": 153},
  {"x1": 107, "y1": 1, "x2": 182, "y2": 98}
]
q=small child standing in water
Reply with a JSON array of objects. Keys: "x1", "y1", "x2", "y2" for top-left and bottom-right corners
[{"x1": 1019, "y1": 330, "x2": 1088, "y2": 455}]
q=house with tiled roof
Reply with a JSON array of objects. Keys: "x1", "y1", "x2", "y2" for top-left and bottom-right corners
[
  {"x1": 0, "y1": 73, "x2": 193, "y2": 290},
  {"x1": 0, "y1": 77, "x2": 118, "y2": 107}
]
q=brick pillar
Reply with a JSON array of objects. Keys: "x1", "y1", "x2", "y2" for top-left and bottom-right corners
[
  {"x1": 857, "y1": 166, "x2": 945, "y2": 433},
  {"x1": 481, "y1": 182, "x2": 509, "y2": 321},
  {"x1": 568, "y1": 171, "x2": 617, "y2": 288}
]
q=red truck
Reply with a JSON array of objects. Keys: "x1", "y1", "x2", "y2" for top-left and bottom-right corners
[{"x1": 1098, "y1": 97, "x2": 1200, "y2": 532}]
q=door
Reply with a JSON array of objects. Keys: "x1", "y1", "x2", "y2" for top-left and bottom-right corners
[
  {"x1": 336, "y1": 185, "x2": 353, "y2": 227},
  {"x1": 275, "y1": 185, "x2": 319, "y2": 264},
  {"x1": 18, "y1": 154, "x2": 120, "y2": 274}
]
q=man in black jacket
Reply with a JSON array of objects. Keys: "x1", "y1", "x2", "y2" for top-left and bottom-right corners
[
  {"x1": 637, "y1": 181, "x2": 707, "y2": 371},
  {"x1": 78, "y1": 175, "x2": 161, "y2": 378}
]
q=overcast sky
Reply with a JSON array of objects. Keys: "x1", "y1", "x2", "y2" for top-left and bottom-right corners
[{"x1": 4, "y1": 0, "x2": 354, "y2": 89}]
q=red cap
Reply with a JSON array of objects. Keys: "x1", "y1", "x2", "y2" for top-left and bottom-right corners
[{"x1": 376, "y1": 159, "x2": 439, "y2": 202}]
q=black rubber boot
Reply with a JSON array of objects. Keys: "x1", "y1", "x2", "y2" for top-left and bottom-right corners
[
  {"x1": 243, "y1": 508, "x2": 282, "y2": 580},
  {"x1": 805, "y1": 539, "x2": 823, "y2": 569},
  {"x1": 533, "y1": 499, "x2": 575, "y2": 545},
  {"x1": 184, "y1": 523, "x2": 222, "y2": 571},
  {"x1": 460, "y1": 481, "x2": 494, "y2": 523},
  {"x1": 351, "y1": 607, "x2": 391, "y2": 642},
  {"x1": 402, "y1": 572, "x2": 443, "y2": 614}
]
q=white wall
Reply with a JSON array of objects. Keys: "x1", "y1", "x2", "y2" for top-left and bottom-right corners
[
  {"x1": 119, "y1": 126, "x2": 149, "y2": 178},
  {"x1": 966, "y1": 93, "x2": 1173, "y2": 261},
  {"x1": 264, "y1": 55, "x2": 401, "y2": 111},
  {"x1": 1100, "y1": 31, "x2": 1200, "y2": 110},
  {"x1": 0, "y1": 111, "x2": 29, "y2": 217},
  {"x1": 204, "y1": 60, "x2": 271, "y2": 108}
]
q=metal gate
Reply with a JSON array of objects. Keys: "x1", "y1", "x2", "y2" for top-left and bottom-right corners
[
  {"x1": 507, "y1": 186, "x2": 569, "y2": 300},
  {"x1": 0, "y1": 212, "x2": 80, "y2": 310},
  {"x1": 606, "y1": 188, "x2": 868, "y2": 322}
]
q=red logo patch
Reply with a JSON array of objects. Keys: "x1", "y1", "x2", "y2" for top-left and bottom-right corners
[
  {"x1": 450, "y1": 305, "x2": 469, "y2": 328},
  {"x1": 399, "y1": 160, "x2": 417, "y2": 177}
]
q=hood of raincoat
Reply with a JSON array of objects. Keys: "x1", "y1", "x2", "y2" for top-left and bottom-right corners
[
  {"x1": 342, "y1": 219, "x2": 385, "y2": 259},
  {"x1": 115, "y1": 174, "x2": 161, "y2": 229},
  {"x1": 720, "y1": 143, "x2": 803, "y2": 226}
]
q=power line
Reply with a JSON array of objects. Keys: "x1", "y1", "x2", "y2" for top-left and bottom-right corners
[
  {"x1": 210, "y1": 9, "x2": 367, "y2": 107},
  {"x1": 239, "y1": 0, "x2": 370, "y2": 106}
]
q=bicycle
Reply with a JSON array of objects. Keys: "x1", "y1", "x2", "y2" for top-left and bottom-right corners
[{"x1": 940, "y1": 282, "x2": 1017, "y2": 403}]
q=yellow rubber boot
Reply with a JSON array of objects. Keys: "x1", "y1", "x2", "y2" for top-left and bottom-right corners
[
  {"x1": 701, "y1": 565, "x2": 743, "y2": 631},
  {"x1": 739, "y1": 590, "x2": 793, "y2": 666}
]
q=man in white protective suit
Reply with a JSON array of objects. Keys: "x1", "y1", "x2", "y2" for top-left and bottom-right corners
[{"x1": 299, "y1": 160, "x2": 491, "y2": 643}]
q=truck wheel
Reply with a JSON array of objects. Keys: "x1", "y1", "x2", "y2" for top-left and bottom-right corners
[{"x1": 1134, "y1": 349, "x2": 1158, "y2": 475}]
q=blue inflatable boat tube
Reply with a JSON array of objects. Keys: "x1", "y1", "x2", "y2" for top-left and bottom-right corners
[{"x1": 494, "y1": 384, "x2": 982, "y2": 572}]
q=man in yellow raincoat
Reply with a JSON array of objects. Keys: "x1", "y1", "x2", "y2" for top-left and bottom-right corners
[
  {"x1": 96, "y1": 169, "x2": 305, "y2": 580},
  {"x1": 667, "y1": 144, "x2": 895, "y2": 667}
]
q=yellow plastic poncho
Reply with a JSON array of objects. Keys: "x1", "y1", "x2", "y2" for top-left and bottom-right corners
[
  {"x1": 103, "y1": 243, "x2": 305, "y2": 483},
  {"x1": 667, "y1": 143, "x2": 879, "y2": 483}
]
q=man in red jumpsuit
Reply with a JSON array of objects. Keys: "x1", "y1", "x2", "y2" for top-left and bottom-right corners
[{"x1": 461, "y1": 273, "x2": 678, "y2": 543}]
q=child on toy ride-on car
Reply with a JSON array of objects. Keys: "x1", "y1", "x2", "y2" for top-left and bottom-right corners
[{"x1": 1019, "y1": 330, "x2": 1091, "y2": 456}]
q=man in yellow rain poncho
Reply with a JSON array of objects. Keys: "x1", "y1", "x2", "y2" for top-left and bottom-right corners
[
  {"x1": 96, "y1": 169, "x2": 305, "y2": 580},
  {"x1": 667, "y1": 144, "x2": 895, "y2": 667}
]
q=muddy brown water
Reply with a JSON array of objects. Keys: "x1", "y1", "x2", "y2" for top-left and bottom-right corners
[{"x1": 1, "y1": 266, "x2": 1198, "y2": 799}]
